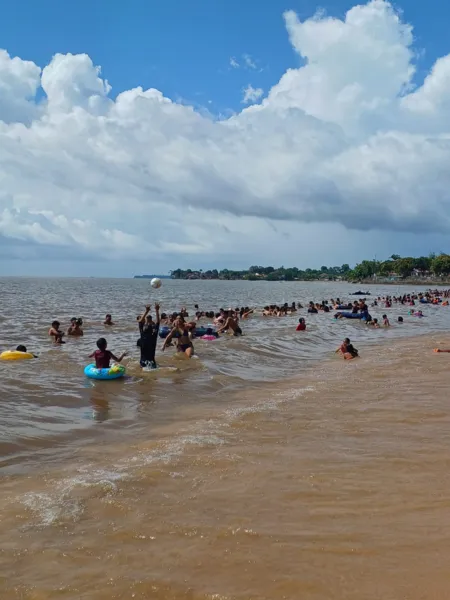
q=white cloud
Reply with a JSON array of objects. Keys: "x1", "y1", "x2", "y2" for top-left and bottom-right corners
[
  {"x1": 242, "y1": 84, "x2": 264, "y2": 104},
  {"x1": 229, "y1": 54, "x2": 259, "y2": 71},
  {"x1": 2, "y1": 0, "x2": 450, "y2": 273},
  {"x1": 243, "y1": 54, "x2": 257, "y2": 70}
]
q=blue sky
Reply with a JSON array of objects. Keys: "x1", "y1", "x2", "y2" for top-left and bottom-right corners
[
  {"x1": 0, "y1": 0, "x2": 445, "y2": 114},
  {"x1": 1, "y1": 0, "x2": 450, "y2": 276}
]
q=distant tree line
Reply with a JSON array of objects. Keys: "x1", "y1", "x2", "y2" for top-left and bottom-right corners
[
  {"x1": 349, "y1": 254, "x2": 450, "y2": 280},
  {"x1": 171, "y1": 264, "x2": 352, "y2": 281},
  {"x1": 170, "y1": 254, "x2": 450, "y2": 281}
]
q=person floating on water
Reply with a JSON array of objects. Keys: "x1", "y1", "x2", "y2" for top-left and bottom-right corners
[
  {"x1": 16, "y1": 345, "x2": 38, "y2": 358},
  {"x1": 336, "y1": 338, "x2": 359, "y2": 360},
  {"x1": 162, "y1": 315, "x2": 194, "y2": 358},
  {"x1": 89, "y1": 338, "x2": 127, "y2": 369},
  {"x1": 138, "y1": 303, "x2": 160, "y2": 369},
  {"x1": 49, "y1": 321, "x2": 65, "y2": 344}
]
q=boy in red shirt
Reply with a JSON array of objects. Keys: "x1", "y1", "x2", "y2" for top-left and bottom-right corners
[{"x1": 90, "y1": 338, "x2": 127, "y2": 369}]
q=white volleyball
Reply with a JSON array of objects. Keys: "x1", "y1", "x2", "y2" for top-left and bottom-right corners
[{"x1": 151, "y1": 277, "x2": 162, "y2": 289}]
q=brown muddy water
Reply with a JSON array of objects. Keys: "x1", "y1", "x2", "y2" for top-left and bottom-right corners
[{"x1": 1, "y1": 278, "x2": 450, "y2": 599}]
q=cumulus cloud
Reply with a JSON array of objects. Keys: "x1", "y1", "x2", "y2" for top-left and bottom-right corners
[
  {"x1": 242, "y1": 84, "x2": 264, "y2": 104},
  {"x1": 2, "y1": 0, "x2": 450, "y2": 270}
]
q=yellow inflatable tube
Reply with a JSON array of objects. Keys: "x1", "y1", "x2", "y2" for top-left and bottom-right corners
[{"x1": 0, "y1": 350, "x2": 35, "y2": 361}]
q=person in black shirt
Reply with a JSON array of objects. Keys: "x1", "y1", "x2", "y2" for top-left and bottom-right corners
[{"x1": 138, "y1": 303, "x2": 160, "y2": 369}]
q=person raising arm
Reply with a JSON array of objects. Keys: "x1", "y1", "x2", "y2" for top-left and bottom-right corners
[{"x1": 138, "y1": 304, "x2": 161, "y2": 369}]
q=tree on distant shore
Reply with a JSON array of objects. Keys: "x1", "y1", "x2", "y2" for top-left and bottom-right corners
[
  {"x1": 170, "y1": 254, "x2": 450, "y2": 281},
  {"x1": 431, "y1": 254, "x2": 450, "y2": 276}
]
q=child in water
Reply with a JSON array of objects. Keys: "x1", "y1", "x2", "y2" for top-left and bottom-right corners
[
  {"x1": 16, "y1": 345, "x2": 38, "y2": 358},
  {"x1": 49, "y1": 321, "x2": 65, "y2": 344},
  {"x1": 296, "y1": 318, "x2": 306, "y2": 331},
  {"x1": 104, "y1": 314, "x2": 114, "y2": 326},
  {"x1": 89, "y1": 338, "x2": 127, "y2": 369},
  {"x1": 382, "y1": 314, "x2": 390, "y2": 327},
  {"x1": 336, "y1": 338, "x2": 359, "y2": 360},
  {"x1": 67, "y1": 318, "x2": 83, "y2": 336}
]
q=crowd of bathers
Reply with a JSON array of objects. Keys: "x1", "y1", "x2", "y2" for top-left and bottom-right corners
[
  {"x1": 5, "y1": 288, "x2": 448, "y2": 369},
  {"x1": 6, "y1": 305, "x2": 247, "y2": 370}
]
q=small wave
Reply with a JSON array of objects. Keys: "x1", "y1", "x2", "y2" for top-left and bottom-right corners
[
  {"x1": 20, "y1": 467, "x2": 124, "y2": 527},
  {"x1": 18, "y1": 383, "x2": 316, "y2": 527}
]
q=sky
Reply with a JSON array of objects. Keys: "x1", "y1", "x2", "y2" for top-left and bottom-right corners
[{"x1": 1, "y1": 0, "x2": 450, "y2": 276}]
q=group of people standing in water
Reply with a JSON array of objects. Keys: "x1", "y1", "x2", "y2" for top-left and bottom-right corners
[
  {"x1": 7, "y1": 288, "x2": 448, "y2": 369},
  {"x1": 41, "y1": 304, "x2": 247, "y2": 370}
]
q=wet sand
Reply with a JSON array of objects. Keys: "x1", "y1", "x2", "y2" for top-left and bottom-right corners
[{"x1": 2, "y1": 332, "x2": 450, "y2": 599}]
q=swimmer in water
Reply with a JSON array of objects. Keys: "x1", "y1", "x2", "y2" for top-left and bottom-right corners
[
  {"x1": 49, "y1": 320, "x2": 65, "y2": 344},
  {"x1": 89, "y1": 338, "x2": 127, "y2": 369},
  {"x1": 336, "y1": 337, "x2": 359, "y2": 360},
  {"x1": 162, "y1": 315, "x2": 194, "y2": 358},
  {"x1": 16, "y1": 345, "x2": 38, "y2": 358},
  {"x1": 104, "y1": 314, "x2": 114, "y2": 326},
  {"x1": 138, "y1": 304, "x2": 160, "y2": 369},
  {"x1": 296, "y1": 318, "x2": 306, "y2": 331},
  {"x1": 382, "y1": 314, "x2": 390, "y2": 327},
  {"x1": 67, "y1": 318, "x2": 83, "y2": 337}
]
